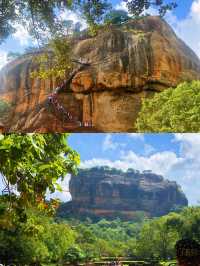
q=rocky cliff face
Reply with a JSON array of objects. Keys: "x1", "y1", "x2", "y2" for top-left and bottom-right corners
[
  {"x1": 58, "y1": 167, "x2": 188, "y2": 220},
  {"x1": 1, "y1": 16, "x2": 200, "y2": 132}
]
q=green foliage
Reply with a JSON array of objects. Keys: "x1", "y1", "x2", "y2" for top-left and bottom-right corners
[
  {"x1": 0, "y1": 204, "x2": 76, "y2": 265},
  {"x1": 1, "y1": 203, "x2": 200, "y2": 264},
  {"x1": 137, "y1": 217, "x2": 179, "y2": 260},
  {"x1": 67, "y1": 207, "x2": 200, "y2": 262},
  {"x1": 79, "y1": 0, "x2": 111, "y2": 29},
  {"x1": 0, "y1": 134, "x2": 80, "y2": 206},
  {"x1": 64, "y1": 246, "x2": 86, "y2": 264},
  {"x1": 0, "y1": 0, "x2": 72, "y2": 44},
  {"x1": 32, "y1": 36, "x2": 72, "y2": 79},
  {"x1": 136, "y1": 81, "x2": 200, "y2": 132},
  {"x1": 124, "y1": 0, "x2": 177, "y2": 17},
  {"x1": 0, "y1": 100, "x2": 11, "y2": 120},
  {"x1": 0, "y1": 0, "x2": 112, "y2": 43},
  {"x1": 104, "y1": 9, "x2": 130, "y2": 25}
]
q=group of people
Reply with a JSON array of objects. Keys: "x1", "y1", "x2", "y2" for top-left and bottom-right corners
[
  {"x1": 48, "y1": 91, "x2": 93, "y2": 128},
  {"x1": 48, "y1": 91, "x2": 73, "y2": 121}
]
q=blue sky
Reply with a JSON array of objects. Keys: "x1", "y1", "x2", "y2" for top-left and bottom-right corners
[
  {"x1": 1, "y1": 0, "x2": 200, "y2": 69},
  {"x1": 1, "y1": 133, "x2": 200, "y2": 207},
  {"x1": 52, "y1": 133, "x2": 200, "y2": 206}
]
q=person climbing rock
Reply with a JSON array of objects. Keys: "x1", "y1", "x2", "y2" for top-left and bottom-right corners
[
  {"x1": 46, "y1": 58, "x2": 93, "y2": 129},
  {"x1": 175, "y1": 239, "x2": 200, "y2": 266}
]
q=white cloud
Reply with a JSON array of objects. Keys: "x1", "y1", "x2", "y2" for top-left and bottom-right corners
[
  {"x1": 143, "y1": 143, "x2": 156, "y2": 156},
  {"x1": 81, "y1": 150, "x2": 181, "y2": 176},
  {"x1": 166, "y1": 0, "x2": 200, "y2": 58},
  {"x1": 103, "y1": 134, "x2": 126, "y2": 151},
  {"x1": 13, "y1": 24, "x2": 32, "y2": 46},
  {"x1": 115, "y1": 1, "x2": 128, "y2": 12},
  {"x1": 127, "y1": 133, "x2": 155, "y2": 155},
  {"x1": 60, "y1": 10, "x2": 87, "y2": 30},
  {"x1": 191, "y1": 0, "x2": 200, "y2": 20},
  {"x1": 127, "y1": 133, "x2": 144, "y2": 140},
  {"x1": 174, "y1": 133, "x2": 200, "y2": 160},
  {"x1": 0, "y1": 51, "x2": 8, "y2": 70}
]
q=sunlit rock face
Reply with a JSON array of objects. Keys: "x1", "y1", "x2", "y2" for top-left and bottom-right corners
[
  {"x1": 58, "y1": 167, "x2": 188, "y2": 220},
  {"x1": 1, "y1": 16, "x2": 200, "y2": 132}
]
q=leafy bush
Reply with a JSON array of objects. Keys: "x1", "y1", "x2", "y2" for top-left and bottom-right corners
[
  {"x1": 136, "y1": 81, "x2": 200, "y2": 132},
  {"x1": 0, "y1": 204, "x2": 76, "y2": 265},
  {"x1": 64, "y1": 246, "x2": 86, "y2": 264}
]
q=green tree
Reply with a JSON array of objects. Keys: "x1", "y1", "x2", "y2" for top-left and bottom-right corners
[
  {"x1": 137, "y1": 217, "x2": 179, "y2": 260},
  {"x1": 62, "y1": 19, "x2": 74, "y2": 35},
  {"x1": 32, "y1": 36, "x2": 73, "y2": 79},
  {"x1": 0, "y1": 0, "x2": 112, "y2": 44},
  {"x1": 0, "y1": 0, "x2": 74, "y2": 44},
  {"x1": 78, "y1": 0, "x2": 111, "y2": 35},
  {"x1": 136, "y1": 81, "x2": 200, "y2": 132},
  {"x1": 124, "y1": 0, "x2": 177, "y2": 17},
  {"x1": 104, "y1": 9, "x2": 130, "y2": 25},
  {"x1": 64, "y1": 245, "x2": 86, "y2": 265},
  {"x1": 0, "y1": 134, "x2": 80, "y2": 207},
  {"x1": 0, "y1": 204, "x2": 76, "y2": 265}
]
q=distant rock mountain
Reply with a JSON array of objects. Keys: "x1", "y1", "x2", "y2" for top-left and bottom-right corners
[
  {"x1": 58, "y1": 167, "x2": 188, "y2": 220},
  {"x1": 0, "y1": 16, "x2": 200, "y2": 132}
]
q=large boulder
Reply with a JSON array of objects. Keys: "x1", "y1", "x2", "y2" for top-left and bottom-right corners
[
  {"x1": 0, "y1": 16, "x2": 200, "y2": 132},
  {"x1": 58, "y1": 167, "x2": 188, "y2": 220}
]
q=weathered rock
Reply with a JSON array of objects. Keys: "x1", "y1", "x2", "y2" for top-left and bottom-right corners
[
  {"x1": 0, "y1": 16, "x2": 200, "y2": 132},
  {"x1": 58, "y1": 167, "x2": 188, "y2": 220}
]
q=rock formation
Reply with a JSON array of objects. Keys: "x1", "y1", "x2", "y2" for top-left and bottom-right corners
[
  {"x1": 0, "y1": 16, "x2": 200, "y2": 132},
  {"x1": 58, "y1": 167, "x2": 188, "y2": 220}
]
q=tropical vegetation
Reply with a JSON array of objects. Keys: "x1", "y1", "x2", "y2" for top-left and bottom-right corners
[{"x1": 136, "y1": 81, "x2": 200, "y2": 132}]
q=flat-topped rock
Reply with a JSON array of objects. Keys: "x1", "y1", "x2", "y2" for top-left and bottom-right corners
[{"x1": 58, "y1": 167, "x2": 188, "y2": 220}]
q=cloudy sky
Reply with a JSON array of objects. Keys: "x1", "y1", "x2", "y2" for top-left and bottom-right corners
[
  {"x1": 52, "y1": 133, "x2": 200, "y2": 206},
  {"x1": 1, "y1": 133, "x2": 200, "y2": 206},
  {"x1": 0, "y1": 0, "x2": 200, "y2": 69}
]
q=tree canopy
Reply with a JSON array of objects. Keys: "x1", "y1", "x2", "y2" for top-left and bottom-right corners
[
  {"x1": 0, "y1": 205, "x2": 76, "y2": 265},
  {"x1": 0, "y1": 0, "x2": 71, "y2": 44},
  {"x1": 0, "y1": 0, "x2": 111, "y2": 44},
  {"x1": 124, "y1": 0, "x2": 177, "y2": 17},
  {"x1": 104, "y1": 9, "x2": 130, "y2": 25},
  {"x1": 0, "y1": 134, "x2": 80, "y2": 206},
  {"x1": 136, "y1": 81, "x2": 200, "y2": 132},
  {"x1": 0, "y1": 0, "x2": 178, "y2": 44}
]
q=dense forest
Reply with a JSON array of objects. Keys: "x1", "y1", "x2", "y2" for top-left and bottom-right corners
[{"x1": 1, "y1": 196, "x2": 200, "y2": 265}]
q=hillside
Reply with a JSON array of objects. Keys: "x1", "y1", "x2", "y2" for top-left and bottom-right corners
[
  {"x1": 0, "y1": 16, "x2": 200, "y2": 132},
  {"x1": 58, "y1": 167, "x2": 188, "y2": 220}
]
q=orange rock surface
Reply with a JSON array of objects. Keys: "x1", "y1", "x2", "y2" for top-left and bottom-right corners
[{"x1": 0, "y1": 16, "x2": 200, "y2": 132}]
